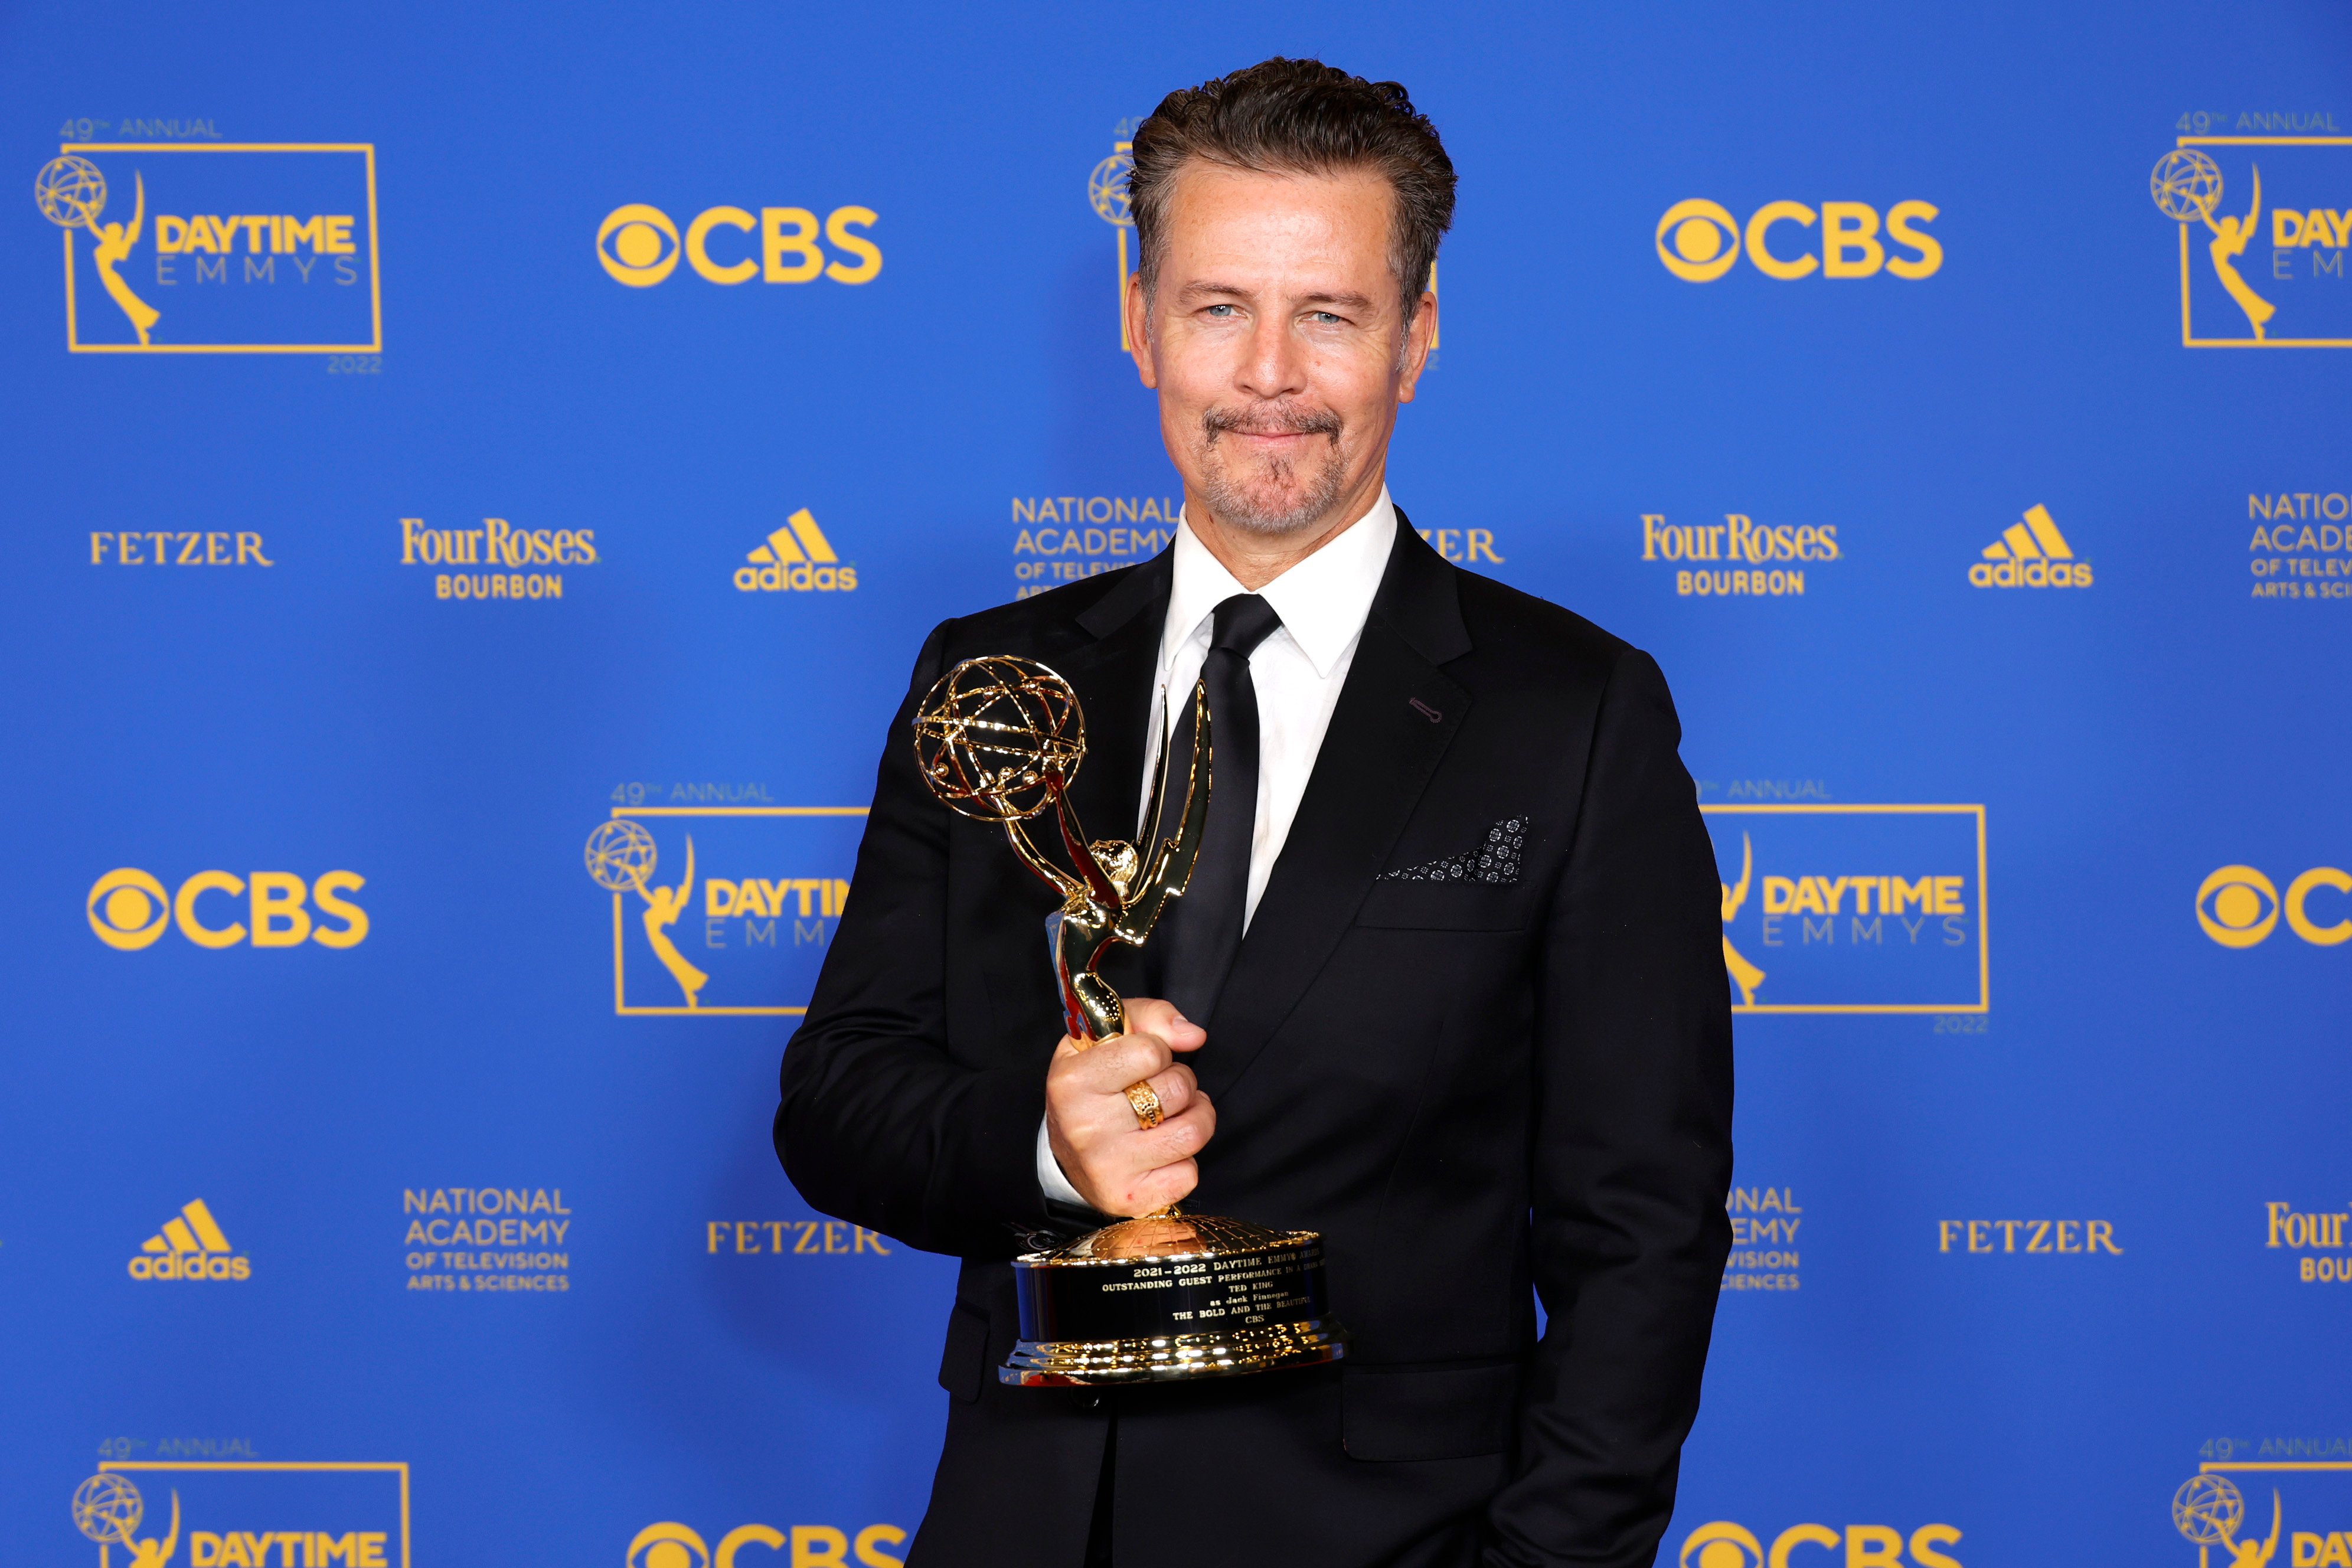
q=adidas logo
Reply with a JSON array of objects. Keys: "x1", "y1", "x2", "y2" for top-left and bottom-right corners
[
  {"x1": 733, "y1": 508, "x2": 858, "y2": 593},
  {"x1": 1969, "y1": 504, "x2": 2093, "y2": 588},
  {"x1": 128, "y1": 1198, "x2": 251, "y2": 1281}
]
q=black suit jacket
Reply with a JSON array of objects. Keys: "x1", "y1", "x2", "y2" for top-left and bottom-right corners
[{"x1": 776, "y1": 518, "x2": 1733, "y2": 1568}]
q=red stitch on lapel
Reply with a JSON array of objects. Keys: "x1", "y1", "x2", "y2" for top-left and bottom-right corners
[{"x1": 1409, "y1": 698, "x2": 1443, "y2": 723}]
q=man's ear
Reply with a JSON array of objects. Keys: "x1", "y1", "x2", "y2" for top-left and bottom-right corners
[
  {"x1": 1123, "y1": 269, "x2": 1157, "y2": 388},
  {"x1": 1396, "y1": 288, "x2": 1437, "y2": 404}
]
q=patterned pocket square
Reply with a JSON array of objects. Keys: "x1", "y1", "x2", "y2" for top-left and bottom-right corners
[{"x1": 1380, "y1": 817, "x2": 1528, "y2": 885}]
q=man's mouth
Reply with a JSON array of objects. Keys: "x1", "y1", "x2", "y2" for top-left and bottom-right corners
[{"x1": 1203, "y1": 406, "x2": 1342, "y2": 448}]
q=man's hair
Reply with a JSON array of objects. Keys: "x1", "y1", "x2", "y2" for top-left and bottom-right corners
[{"x1": 1128, "y1": 57, "x2": 1456, "y2": 321}]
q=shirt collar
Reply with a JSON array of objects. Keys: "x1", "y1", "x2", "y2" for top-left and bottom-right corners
[{"x1": 1164, "y1": 487, "x2": 1397, "y2": 680}]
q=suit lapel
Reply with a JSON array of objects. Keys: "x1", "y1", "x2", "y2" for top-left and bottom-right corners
[
  {"x1": 1195, "y1": 520, "x2": 1473, "y2": 1102},
  {"x1": 1058, "y1": 553, "x2": 1171, "y2": 849}
]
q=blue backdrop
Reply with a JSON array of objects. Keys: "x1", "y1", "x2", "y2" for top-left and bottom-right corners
[{"x1": 6, "y1": 5, "x2": 2351, "y2": 1566}]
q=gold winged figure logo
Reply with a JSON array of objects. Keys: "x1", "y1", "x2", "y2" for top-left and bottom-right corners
[{"x1": 1720, "y1": 831, "x2": 1766, "y2": 1007}]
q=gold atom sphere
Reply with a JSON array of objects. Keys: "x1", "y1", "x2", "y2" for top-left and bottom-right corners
[{"x1": 913, "y1": 655, "x2": 1086, "y2": 822}]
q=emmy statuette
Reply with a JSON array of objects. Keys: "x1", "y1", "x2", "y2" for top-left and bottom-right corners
[{"x1": 911, "y1": 655, "x2": 1348, "y2": 1386}]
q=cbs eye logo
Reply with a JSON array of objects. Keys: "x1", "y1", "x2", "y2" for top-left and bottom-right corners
[
  {"x1": 1678, "y1": 1521, "x2": 1962, "y2": 1568},
  {"x1": 1657, "y1": 201, "x2": 1745, "y2": 283},
  {"x1": 597, "y1": 202, "x2": 882, "y2": 288},
  {"x1": 599, "y1": 205, "x2": 681, "y2": 286},
  {"x1": 87, "y1": 867, "x2": 369, "y2": 951},
  {"x1": 1680, "y1": 1523, "x2": 1763, "y2": 1568},
  {"x1": 625, "y1": 1521, "x2": 907, "y2": 1568},
  {"x1": 2198, "y1": 864, "x2": 2352, "y2": 948},
  {"x1": 89, "y1": 870, "x2": 174, "y2": 950},
  {"x1": 1655, "y1": 198, "x2": 1942, "y2": 281},
  {"x1": 626, "y1": 1524, "x2": 707, "y2": 1568}
]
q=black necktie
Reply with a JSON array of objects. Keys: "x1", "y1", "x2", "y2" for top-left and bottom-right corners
[{"x1": 1152, "y1": 593, "x2": 1283, "y2": 1024}]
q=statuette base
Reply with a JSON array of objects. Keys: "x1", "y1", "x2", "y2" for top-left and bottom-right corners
[
  {"x1": 1000, "y1": 1318, "x2": 1348, "y2": 1386},
  {"x1": 1000, "y1": 1211, "x2": 1348, "y2": 1386}
]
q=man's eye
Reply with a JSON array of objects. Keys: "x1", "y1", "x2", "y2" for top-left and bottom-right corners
[
  {"x1": 1308, "y1": 311, "x2": 1341, "y2": 325},
  {"x1": 1204, "y1": 304, "x2": 1237, "y2": 318}
]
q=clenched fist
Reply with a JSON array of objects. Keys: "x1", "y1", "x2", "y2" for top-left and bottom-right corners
[{"x1": 1044, "y1": 997, "x2": 1216, "y2": 1217}]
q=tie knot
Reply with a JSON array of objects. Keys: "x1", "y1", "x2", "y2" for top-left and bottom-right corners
[{"x1": 1210, "y1": 594, "x2": 1282, "y2": 657}]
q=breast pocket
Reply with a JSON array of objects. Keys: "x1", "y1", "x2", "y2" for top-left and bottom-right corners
[{"x1": 1354, "y1": 881, "x2": 1530, "y2": 932}]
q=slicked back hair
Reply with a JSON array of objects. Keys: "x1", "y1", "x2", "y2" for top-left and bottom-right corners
[{"x1": 1128, "y1": 57, "x2": 1456, "y2": 324}]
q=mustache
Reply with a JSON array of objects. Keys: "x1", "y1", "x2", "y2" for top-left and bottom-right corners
[{"x1": 1201, "y1": 403, "x2": 1342, "y2": 443}]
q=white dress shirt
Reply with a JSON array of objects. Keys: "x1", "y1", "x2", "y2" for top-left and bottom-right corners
[{"x1": 1037, "y1": 488, "x2": 1399, "y2": 1207}]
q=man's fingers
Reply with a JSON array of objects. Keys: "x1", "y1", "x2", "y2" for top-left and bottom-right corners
[
  {"x1": 1112, "y1": 1159, "x2": 1200, "y2": 1217},
  {"x1": 1063, "y1": 1031, "x2": 1173, "y2": 1093},
  {"x1": 1136, "y1": 1092, "x2": 1213, "y2": 1161},
  {"x1": 1051, "y1": 1072, "x2": 1203, "y2": 1154},
  {"x1": 1120, "y1": 997, "x2": 1206, "y2": 1053},
  {"x1": 1103, "y1": 1138, "x2": 1205, "y2": 1215},
  {"x1": 1137, "y1": 1061, "x2": 1197, "y2": 1121},
  {"x1": 1043, "y1": 1016, "x2": 1215, "y2": 1216}
]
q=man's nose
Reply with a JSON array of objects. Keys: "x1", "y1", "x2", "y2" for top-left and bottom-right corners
[{"x1": 1236, "y1": 309, "x2": 1309, "y2": 401}]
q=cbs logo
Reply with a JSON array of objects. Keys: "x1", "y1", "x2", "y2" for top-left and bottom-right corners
[
  {"x1": 598, "y1": 204, "x2": 881, "y2": 288},
  {"x1": 1680, "y1": 1521, "x2": 1963, "y2": 1568},
  {"x1": 2197, "y1": 864, "x2": 2351, "y2": 948},
  {"x1": 1657, "y1": 200, "x2": 1942, "y2": 282},
  {"x1": 87, "y1": 868, "x2": 368, "y2": 951},
  {"x1": 625, "y1": 1521, "x2": 906, "y2": 1568}
]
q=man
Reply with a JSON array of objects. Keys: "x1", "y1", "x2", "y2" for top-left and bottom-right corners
[{"x1": 777, "y1": 58, "x2": 1732, "y2": 1568}]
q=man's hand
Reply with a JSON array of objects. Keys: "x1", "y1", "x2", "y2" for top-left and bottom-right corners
[{"x1": 1045, "y1": 997, "x2": 1214, "y2": 1217}]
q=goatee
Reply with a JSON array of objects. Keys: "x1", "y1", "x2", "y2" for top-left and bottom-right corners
[{"x1": 1195, "y1": 402, "x2": 1346, "y2": 538}]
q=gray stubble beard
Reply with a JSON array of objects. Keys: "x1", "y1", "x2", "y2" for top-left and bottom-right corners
[{"x1": 1193, "y1": 405, "x2": 1349, "y2": 538}]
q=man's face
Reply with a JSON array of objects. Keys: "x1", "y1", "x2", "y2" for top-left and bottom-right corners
[{"x1": 1126, "y1": 162, "x2": 1433, "y2": 540}]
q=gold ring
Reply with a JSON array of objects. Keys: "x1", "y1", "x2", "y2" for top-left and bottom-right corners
[{"x1": 1123, "y1": 1080, "x2": 1163, "y2": 1129}]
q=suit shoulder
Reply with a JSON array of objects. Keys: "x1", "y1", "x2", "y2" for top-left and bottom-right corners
[
  {"x1": 1451, "y1": 564, "x2": 1636, "y2": 674},
  {"x1": 930, "y1": 563, "x2": 1152, "y2": 654},
  {"x1": 1445, "y1": 565, "x2": 1686, "y2": 758}
]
